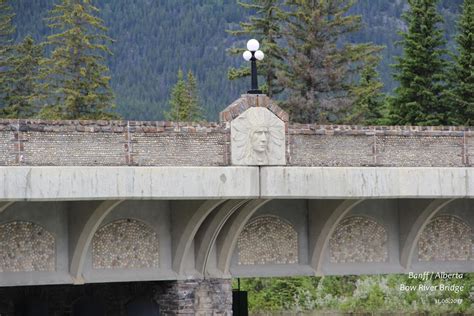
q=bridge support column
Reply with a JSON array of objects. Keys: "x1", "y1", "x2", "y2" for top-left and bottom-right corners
[{"x1": 158, "y1": 278, "x2": 232, "y2": 315}]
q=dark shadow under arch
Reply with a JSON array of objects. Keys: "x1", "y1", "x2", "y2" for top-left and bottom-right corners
[
  {"x1": 127, "y1": 297, "x2": 160, "y2": 316},
  {"x1": 73, "y1": 297, "x2": 106, "y2": 316}
]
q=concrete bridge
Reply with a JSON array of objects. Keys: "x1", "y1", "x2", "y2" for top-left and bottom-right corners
[{"x1": 0, "y1": 95, "x2": 473, "y2": 314}]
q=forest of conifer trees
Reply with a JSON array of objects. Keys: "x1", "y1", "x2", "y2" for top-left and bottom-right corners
[{"x1": 0, "y1": 0, "x2": 472, "y2": 124}]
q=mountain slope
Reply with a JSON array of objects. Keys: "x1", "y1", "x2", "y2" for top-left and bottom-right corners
[{"x1": 10, "y1": 0, "x2": 463, "y2": 120}]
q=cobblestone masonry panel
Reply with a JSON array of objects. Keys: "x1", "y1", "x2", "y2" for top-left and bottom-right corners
[
  {"x1": 238, "y1": 216, "x2": 298, "y2": 265},
  {"x1": 0, "y1": 131, "x2": 14, "y2": 165},
  {"x1": 330, "y1": 216, "x2": 388, "y2": 263},
  {"x1": 468, "y1": 136, "x2": 473, "y2": 165},
  {"x1": 290, "y1": 135, "x2": 373, "y2": 166},
  {"x1": 133, "y1": 132, "x2": 226, "y2": 166},
  {"x1": 376, "y1": 136, "x2": 464, "y2": 167},
  {"x1": 0, "y1": 221, "x2": 55, "y2": 272},
  {"x1": 92, "y1": 219, "x2": 159, "y2": 269},
  {"x1": 22, "y1": 131, "x2": 125, "y2": 166},
  {"x1": 418, "y1": 215, "x2": 472, "y2": 262}
]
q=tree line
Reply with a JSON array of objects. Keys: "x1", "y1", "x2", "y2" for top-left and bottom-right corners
[
  {"x1": 1, "y1": 0, "x2": 473, "y2": 125},
  {"x1": 228, "y1": 0, "x2": 473, "y2": 125}
]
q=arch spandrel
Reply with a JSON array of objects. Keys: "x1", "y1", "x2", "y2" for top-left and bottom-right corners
[
  {"x1": 0, "y1": 221, "x2": 55, "y2": 273},
  {"x1": 92, "y1": 218, "x2": 160, "y2": 269},
  {"x1": 418, "y1": 215, "x2": 471, "y2": 262},
  {"x1": 237, "y1": 215, "x2": 299, "y2": 265},
  {"x1": 329, "y1": 216, "x2": 388, "y2": 264}
]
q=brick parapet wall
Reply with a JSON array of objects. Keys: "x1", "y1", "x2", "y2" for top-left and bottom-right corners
[
  {"x1": 0, "y1": 119, "x2": 472, "y2": 167},
  {"x1": 288, "y1": 125, "x2": 473, "y2": 167},
  {"x1": 0, "y1": 119, "x2": 229, "y2": 166}
]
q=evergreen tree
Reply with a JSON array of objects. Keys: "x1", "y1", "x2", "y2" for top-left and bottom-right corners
[
  {"x1": 165, "y1": 69, "x2": 204, "y2": 122},
  {"x1": 227, "y1": 0, "x2": 287, "y2": 97},
  {"x1": 186, "y1": 70, "x2": 204, "y2": 121},
  {"x1": 279, "y1": 0, "x2": 383, "y2": 124},
  {"x1": 0, "y1": 0, "x2": 14, "y2": 57},
  {"x1": 0, "y1": 0, "x2": 15, "y2": 108},
  {"x1": 446, "y1": 0, "x2": 473, "y2": 125},
  {"x1": 346, "y1": 55, "x2": 388, "y2": 125},
  {"x1": 390, "y1": 0, "x2": 448, "y2": 125},
  {"x1": 39, "y1": 0, "x2": 117, "y2": 120},
  {"x1": 1, "y1": 36, "x2": 43, "y2": 118}
]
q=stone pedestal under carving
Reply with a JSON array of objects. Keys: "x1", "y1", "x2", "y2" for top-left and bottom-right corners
[{"x1": 158, "y1": 279, "x2": 232, "y2": 315}]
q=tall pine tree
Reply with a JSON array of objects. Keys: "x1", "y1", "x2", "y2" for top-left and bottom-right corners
[
  {"x1": 279, "y1": 0, "x2": 382, "y2": 123},
  {"x1": 0, "y1": 0, "x2": 15, "y2": 109},
  {"x1": 1, "y1": 36, "x2": 44, "y2": 118},
  {"x1": 40, "y1": 0, "x2": 117, "y2": 120},
  {"x1": 390, "y1": 0, "x2": 448, "y2": 125},
  {"x1": 227, "y1": 0, "x2": 287, "y2": 97},
  {"x1": 446, "y1": 0, "x2": 473, "y2": 125},
  {"x1": 0, "y1": 0, "x2": 14, "y2": 59},
  {"x1": 165, "y1": 69, "x2": 204, "y2": 122},
  {"x1": 346, "y1": 55, "x2": 388, "y2": 125},
  {"x1": 186, "y1": 71, "x2": 204, "y2": 121}
]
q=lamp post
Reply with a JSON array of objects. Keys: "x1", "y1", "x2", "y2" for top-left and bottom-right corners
[{"x1": 243, "y1": 39, "x2": 264, "y2": 94}]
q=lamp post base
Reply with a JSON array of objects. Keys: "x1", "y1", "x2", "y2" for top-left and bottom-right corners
[{"x1": 247, "y1": 89, "x2": 263, "y2": 94}]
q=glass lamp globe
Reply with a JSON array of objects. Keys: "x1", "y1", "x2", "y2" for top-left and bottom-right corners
[
  {"x1": 254, "y1": 50, "x2": 264, "y2": 61},
  {"x1": 243, "y1": 50, "x2": 252, "y2": 61},
  {"x1": 246, "y1": 39, "x2": 260, "y2": 51}
]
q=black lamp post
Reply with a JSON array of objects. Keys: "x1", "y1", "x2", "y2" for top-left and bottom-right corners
[{"x1": 243, "y1": 39, "x2": 264, "y2": 94}]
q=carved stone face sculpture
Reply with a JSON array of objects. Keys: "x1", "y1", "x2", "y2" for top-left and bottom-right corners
[
  {"x1": 231, "y1": 107, "x2": 286, "y2": 165},
  {"x1": 250, "y1": 127, "x2": 269, "y2": 153}
]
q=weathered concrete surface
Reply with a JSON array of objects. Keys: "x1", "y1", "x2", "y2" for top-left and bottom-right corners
[
  {"x1": 0, "y1": 166, "x2": 259, "y2": 201},
  {"x1": 2, "y1": 166, "x2": 472, "y2": 201},
  {"x1": 261, "y1": 167, "x2": 474, "y2": 198}
]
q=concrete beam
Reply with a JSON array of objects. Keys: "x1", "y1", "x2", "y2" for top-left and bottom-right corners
[
  {"x1": 0, "y1": 167, "x2": 260, "y2": 201},
  {"x1": 261, "y1": 167, "x2": 473, "y2": 198}
]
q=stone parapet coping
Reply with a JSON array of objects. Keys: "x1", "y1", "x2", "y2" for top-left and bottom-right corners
[
  {"x1": 0, "y1": 119, "x2": 472, "y2": 136},
  {"x1": 289, "y1": 124, "x2": 473, "y2": 136},
  {"x1": 0, "y1": 119, "x2": 226, "y2": 133}
]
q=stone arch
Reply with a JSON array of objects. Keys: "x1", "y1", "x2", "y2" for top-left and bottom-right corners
[
  {"x1": 418, "y1": 215, "x2": 471, "y2": 261},
  {"x1": 309, "y1": 199, "x2": 365, "y2": 274},
  {"x1": 329, "y1": 215, "x2": 388, "y2": 263},
  {"x1": 72, "y1": 297, "x2": 106, "y2": 316},
  {"x1": 0, "y1": 221, "x2": 55, "y2": 272},
  {"x1": 237, "y1": 215, "x2": 298, "y2": 265},
  {"x1": 400, "y1": 199, "x2": 457, "y2": 269},
  {"x1": 195, "y1": 199, "x2": 249, "y2": 275},
  {"x1": 216, "y1": 199, "x2": 271, "y2": 274},
  {"x1": 0, "y1": 201, "x2": 14, "y2": 215},
  {"x1": 92, "y1": 218, "x2": 159, "y2": 269},
  {"x1": 172, "y1": 199, "x2": 226, "y2": 274},
  {"x1": 70, "y1": 200, "x2": 125, "y2": 283}
]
